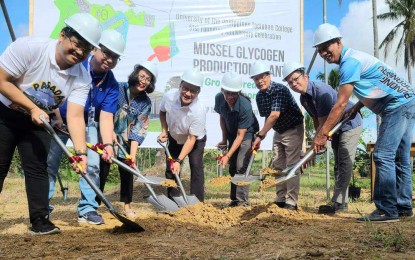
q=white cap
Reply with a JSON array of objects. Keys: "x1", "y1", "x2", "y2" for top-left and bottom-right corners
[
  {"x1": 140, "y1": 61, "x2": 158, "y2": 84},
  {"x1": 181, "y1": 68, "x2": 204, "y2": 87},
  {"x1": 282, "y1": 62, "x2": 305, "y2": 81},
  {"x1": 99, "y1": 29, "x2": 126, "y2": 56},
  {"x1": 64, "y1": 13, "x2": 102, "y2": 48},
  {"x1": 249, "y1": 61, "x2": 270, "y2": 77},
  {"x1": 221, "y1": 72, "x2": 242, "y2": 92},
  {"x1": 313, "y1": 23, "x2": 342, "y2": 47}
]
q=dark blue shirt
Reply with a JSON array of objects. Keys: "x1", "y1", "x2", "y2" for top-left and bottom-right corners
[
  {"x1": 214, "y1": 92, "x2": 259, "y2": 142},
  {"x1": 59, "y1": 55, "x2": 119, "y2": 122},
  {"x1": 300, "y1": 80, "x2": 362, "y2": 132},
  {"x1": 256, "y1": 81, "x2": 303, "y2": 134}
]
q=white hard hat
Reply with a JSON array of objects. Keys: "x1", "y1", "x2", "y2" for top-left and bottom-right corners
[
  {"x1": 140, "y1": 61, "x2": 158, "y2": 84},
  {"x1": 65, "y1": 13, "x2": 102, "y2": 48},
  {"x1": 313, "y1": 23, "x2": 342, "y2": 47},
  {"x1": 282, "y1": 62, "x2": 305, "y2": 81},
  {"x1": 221, "y1": 72, "x2": 242, "y2": 92},
  {"x1": 181, "y1": 68, "x2": 204, "y2": 87},
  {"x1": 249, "y1": 61, "x2": 270, "y2": 77},
  {"x1": 99, "y1": 29, "x2": 126, "y2": 56}
]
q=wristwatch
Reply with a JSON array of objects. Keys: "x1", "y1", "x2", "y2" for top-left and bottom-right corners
[
  {"x1": 255, "y1": 132, "x2": 266, "y2": 140},
  {"x1": 174, "y1": 158, "x2": 183, "y2": 164}
]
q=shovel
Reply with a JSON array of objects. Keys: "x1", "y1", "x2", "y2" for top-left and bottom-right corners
[
  {"x1": 157, "y1": 139, "x2": 200, "y2": 207},
  {"x1": 87, "y1": 143, "x2": 166, "y2": 186},
  {"x1": 263, "y1": 114, "x2": 353, "y2": 189},
  {"x1": 114, "y1": 138, "x2": 179, "y2": 213},
  {"x1": 56, "y1": 172, "x2": 68, "y2": 201},
  {"x1": 231, "y1": 149, "x2": 261, "y2": 186},
  {"x1": 40, "y1": 116, "x2": 144, "y2": 231}
]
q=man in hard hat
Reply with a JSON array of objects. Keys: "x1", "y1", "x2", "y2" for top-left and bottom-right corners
[
  {"x1": 47, "y1": 29, "x2": 126, "y2": 225},
  {"x1": 0, "y1": 13, "x2": 101, "y2": 235},
  {"x1": 283, "y1": 61, "x2": 362, "y2": 214},
  {"x1": 313, "y1": 23, "x2": 415, "y2": 222},
  {"x1": 251, "y1": 61, "x2": 304, "y2": 211},
  {"x1": 158, "y1": 68, "x2": 207, "y2": 202},
  {"x1": 215, "y1": 72, "x2": 259, "y2": 207}
]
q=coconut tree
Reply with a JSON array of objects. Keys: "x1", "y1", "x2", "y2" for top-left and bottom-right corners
[
  {"x1": 377, "y1": 0, "x2": 415, "y2": 84},
  {"x1": 316, "y1": 68, "x2": 340, "y2": 90}
]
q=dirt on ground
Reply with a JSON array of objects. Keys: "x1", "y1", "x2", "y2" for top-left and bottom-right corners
[{"x1": 1, "y1": 173, "x2": 415, "y2": 259}]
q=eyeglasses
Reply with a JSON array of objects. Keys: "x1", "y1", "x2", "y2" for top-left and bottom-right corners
[
  {"x1": 286, "y1": 73, "x2": 303, "y2": 86},
  {"x1": 252, "y1": 73, "x2": 269, "y2": 82},
  {"x1": 101, "y1": 48, "x2": 121, "y2": 62},
  {"x1": 66, "y1": 35, "x2": 94, "y2": 54},
  {"x1": 181, "y1": 85, "x2": 200, "y2": 95},
  {"x1": 316, "y1": 39, "x2": 337, "y2": 54},
  {"x1": 223, "y1": 90, "x2": 239, "y2": 96},
  {"x1": 138, "y1": 74, "x2": 152, "y2": 84}
]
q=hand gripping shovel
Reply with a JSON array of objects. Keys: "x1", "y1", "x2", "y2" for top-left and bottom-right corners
[
  {"x1": 263, "y1": 115, "x2": 353, "y2": 189},
  {"x1": 87, "y1": 143, "x2": 166, "y2": 186},
  {"x1": 231, "y1": 149, "x2": 261, "y2": 186},
  {"x1": 157, "y1": 139, "x2": 200, "y2": 207},
  {"x1": 40, "y1": 116, "x2": 144, "y2": 231},
  {"x1": 114, "y1": 138, "x2": 179, "y2": 213}
]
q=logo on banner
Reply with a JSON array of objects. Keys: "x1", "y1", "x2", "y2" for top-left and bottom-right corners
[{"x1": 229, "y1": 0, "x2": 255, "y2": 16}]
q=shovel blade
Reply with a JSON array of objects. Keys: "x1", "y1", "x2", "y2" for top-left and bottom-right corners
[
  {"x1": 111, "y1": 210, "x2": 145, "y2": 232},
  {"x1": 231, "y1": 174, "x2": 260, "y2": 186},
  {"x1": 62, "y1": 185, "x2": 68, "y2": 201},
  {"x1": 173, "y1": 194, "x2": 200, "y2": 207},
  {"x1": 144, "y1": 194, "x2": 179, "y2": 213}
]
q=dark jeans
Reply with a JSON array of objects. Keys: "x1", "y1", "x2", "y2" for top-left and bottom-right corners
[
  {"x1": 99, "y1": 157, "x2": 134, "y2": 204},
  {"x1": 0, "y1": 103, "x2": 51, "y2": 223},
  {"x1": 165, "y1": 134, "x2": 206, "y2": 202}
]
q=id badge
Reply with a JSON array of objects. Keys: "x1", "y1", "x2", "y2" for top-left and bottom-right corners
[{"x1": 87, "y1": 106, "x2": 96, "y2": 126}]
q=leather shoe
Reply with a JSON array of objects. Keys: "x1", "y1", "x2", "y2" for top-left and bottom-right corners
[
  {"x1": 284, "y1": 204, "x2": 297, "y2": 211},
  {"x1": 318, "y1": 202, "x2": 348, "y2": 214},
  {"x1": 274, "y1": 201, "x2": 286, "y2": 208}
]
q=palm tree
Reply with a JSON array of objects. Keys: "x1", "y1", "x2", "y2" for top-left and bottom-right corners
[
  {"x1": 316, "y1": 68, "x2": 340, "y2": 90},
  {"x1": 377, "y1": 0, "x2": 415, "y2": 84}
]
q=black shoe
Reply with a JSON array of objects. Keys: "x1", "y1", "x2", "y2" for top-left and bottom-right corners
[
  {"x1": 356, "y1": 209, "x2": 399, "y2": 223},
  {"x1": 227, "y1": 201, "x2": 239, "y2": 207},
  {"x1": 398, "y1": 210, "x2": 413, "y2": 218},
  {"x1": 284, "y1": 204, "x2": 297, "y2": 211},
  {"x1": 318, "y1": 202, "x2": 348, "y2": 214},
  {"x1": 274, "y1": 201, "x2": 286, "y2": 208},
  {"x1": 30, "y1": 215, "x2": 61, "y2": 235}
]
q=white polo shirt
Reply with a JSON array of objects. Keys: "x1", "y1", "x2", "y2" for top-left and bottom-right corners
[
  {"x1": 160, "y1": 89, "x2": 207, "y2": 144},
  {"x1": 0, "y1": 36, "x2": 91, "y2": 113}
]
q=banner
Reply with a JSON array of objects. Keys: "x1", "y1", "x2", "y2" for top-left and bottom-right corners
[{"x1": 32, "y1": 0, "x2": 302, "y2": 149}]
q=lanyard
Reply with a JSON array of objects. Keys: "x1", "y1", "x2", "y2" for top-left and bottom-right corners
[{"x1": 87, "y1": 56, "x2": 108, "y2": 106}]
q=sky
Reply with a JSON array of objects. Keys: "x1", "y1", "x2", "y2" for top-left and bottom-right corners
[{"x1": 0, "y1": 0, "x2": 410, "y2": 142}]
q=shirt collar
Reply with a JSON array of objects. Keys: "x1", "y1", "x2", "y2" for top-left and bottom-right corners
[
  {"x1": 305, "y1": 80, "x2": 314, "y2": 96},
  {"x1": 340, "y1": 47, "x2": 349, "y2": 63}
]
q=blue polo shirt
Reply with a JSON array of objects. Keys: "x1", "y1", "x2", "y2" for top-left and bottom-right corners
[
  {"x1": 214, "y1": 92, "x2": 259, "y2": 142},
  {"x1": 59, "y1": 55, "x2": 119, "y2": 122},
  {"x1": 256, "y1": 81, "x2": 303, "y2": 134},
  {"x1": 300, "y1": 80, "x2": 362, "y2": 132}
]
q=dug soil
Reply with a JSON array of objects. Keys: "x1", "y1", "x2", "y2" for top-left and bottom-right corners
[{"x1": 1, "y1": 175, "x2": 415, "y2": 259}]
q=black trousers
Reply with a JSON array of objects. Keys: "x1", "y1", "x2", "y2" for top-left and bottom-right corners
[
  {"x1": 99, "y1": 157, "x2": 134, "y2": 204},
  {"x1": 0, "y1": 103, "x2": 51, "y2": 223},
  {"x1": 165, "y1": 134, "x2": 206, "y2": 202}
]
